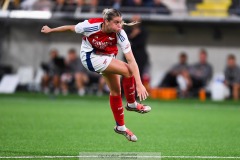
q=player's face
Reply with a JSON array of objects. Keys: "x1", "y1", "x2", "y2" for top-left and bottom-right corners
[{"x1": 108, "y1": 16, "x2": 122, "y2": 33}]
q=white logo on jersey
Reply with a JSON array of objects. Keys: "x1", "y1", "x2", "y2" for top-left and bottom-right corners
[
  {"x1": 109, "y1": 37, "x2": 115, "y2": 41},
  {"x1": 92, "y1": 39, "x2": 112, "y2": 49}
]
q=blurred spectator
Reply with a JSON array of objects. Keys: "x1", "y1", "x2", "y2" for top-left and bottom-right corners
[
  {"x1": 20, "y1": 0, "x2": 38, "y2": 10},
  {"x1": 61, "y1": 48, "x2": 107, "y2": 96},
  {"x1": 8, "y1": 0, "x2": 22, "y2": 10},
  {"x1": 160, "y1": 52, "x2": 191, "y2": 96},
  {"x1": 147, "y1": 0, "x2": 170, "y2": 14},
  {"x1": 41, "y1": 49, "x2": 65, "y2": 95},
  {"x1": 161, "y1": 0, "x2": 187, "y2": 16},
  {"x1": 87, "y1": 72, "x2": 108, "y2": 96},
  {"x1": 224, "y1": 54, "x2": 240, "y2": 100},
  {"x1": 229, "y1": 0, "x2": 240, "y2": 16},
  {"x1": 52, "y1": 0, "x2": 65, "y2": 12},
  {"x1": 122, "y1": 0, "x2": 170, "y2": 14},
  {"x1": 20, "y1": 0, "x2": 53, "y2": 10},
  {"x1": 61, "y1": 48, "x2": 88, "y2": 96},
  {"x1": 52, "y1": 0, "x2": 77, "y2": 12},
  {"x1": 75, "y1": 0, "x2": 98, "y2": 13},
  {"x1": 188, "y1": 49, "x2": 213, "y2": 96},
  {"x1": 125, "y1": 15, "x2": 150, "y2": 82},
  {"x1": 123, "y1": 0, "x2": 142, "y2": 7},
  {"x1": 32, "y1": 0, "x2": 53, "y2": 11},
  {"x1": 98, "y1": 0, "x2": 121, "y2": 10}
]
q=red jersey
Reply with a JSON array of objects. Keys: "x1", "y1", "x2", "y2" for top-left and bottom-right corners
[{"x1": 75, "y1": 18, "x2": 131, "y2": 55}]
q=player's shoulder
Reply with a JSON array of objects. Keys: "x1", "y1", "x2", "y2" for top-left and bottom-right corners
[
  {"x1": 116, "y1": 29, "x2": 128, "y2": 41},
  {"x1": 88, "y1": 18, "x2": 104, "y2": 24},
  {"x1": 77, "y1": 18, "x2": 103, "y2": 32},
  {"x1": 119, "y1": 29, "x2": 126, "y2": 33}
]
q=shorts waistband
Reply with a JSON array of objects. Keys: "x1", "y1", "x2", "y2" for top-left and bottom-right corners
[
  {"x1": 83, "y1": 51, "x2": 116, "y2": 58},
  {"x1": 95, "y1": 53, "x2": 116, "y2": 57}
]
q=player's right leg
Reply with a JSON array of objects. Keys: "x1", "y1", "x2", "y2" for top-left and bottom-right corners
[{"x1": 103, "y1": 73, "x2": 137, "y2": 142}]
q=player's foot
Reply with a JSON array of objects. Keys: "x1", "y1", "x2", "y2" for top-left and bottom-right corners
[
  {"x1": 125, "y1": 103, "x2": 151, "y2": 114},
  {"x1": 114, "y1": 126, "x2": 137, "y2": 142}
]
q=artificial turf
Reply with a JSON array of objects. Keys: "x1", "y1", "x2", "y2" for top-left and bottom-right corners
[{"x1": 0, "y1": 93, "x2": 240, "y2": 159}]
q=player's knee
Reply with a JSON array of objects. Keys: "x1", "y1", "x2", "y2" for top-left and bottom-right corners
[
  {"x1": 109, "y1": 87, "x2": 121, "y2": 96},
  {"x1": 123, "y1": 63, "x2": 133, "y2": 78},
  {"x1": 110, "y1": 91, "x2": 121, "y2": 96}
]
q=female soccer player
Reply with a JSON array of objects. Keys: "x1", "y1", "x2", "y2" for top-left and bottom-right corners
[{"x1": 41, "y1": 8, "x2": 151, "y2": 142}]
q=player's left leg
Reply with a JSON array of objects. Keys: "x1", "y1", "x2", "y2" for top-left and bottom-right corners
[
  {"x1": 122, "y1": 76, "x2": 151, "y2": 114},
  {"x1": 104, "y1": 58, "x2": 151, "y2": 114}
]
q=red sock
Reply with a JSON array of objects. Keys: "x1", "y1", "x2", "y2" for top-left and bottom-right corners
[
  {"x1": 122, "y1": 76, "x2": 136, "y2": 103},
  {"x1": 109, "y1": 95, "x2": 124, "y2": 126}
]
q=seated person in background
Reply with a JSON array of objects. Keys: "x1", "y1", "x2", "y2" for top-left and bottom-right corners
[
  {"x1": 31, "y1": 0, "x2": 53, "y2": 11},
  {"x1": 188, "y1": 49, "x2": 213, "y2": 96},
  {"x1": 75, "y1": 0, "x2": 98, "y2": 13},
  {"x1": 228, "y1": 0, "x2": 240, "y2": 16},
  {"x1": 151, "y1": 0, "x2": 171, "y2": 14},
  {"x1": 41, "y1": 49, "x2": 65, "y2": 95},
  {"x1": 98, "y1": 0, "x2": 122, "y2": 10},
  {"x1": 87, "y1": 71, "x2": 108, "y2": 96},
  {"x1": 52, "y1": 0, "x2": 65, "y2": 12},
  {"x1": 8, "y1": 0, "x2": 22, "y2": 10},
  {"x1": 160, "y1": 52, "x2": 191, "y2": 96},
  {"x1": 52, "y1": 0, "x2": 77, "y2": 12},
  {"x1": 224, "y1": 54, "x2": 240, "y2": 100},
  {"x1": 61, "y1": 48, "x2": 88, "y2": 96},
  {"x1": 161, "y1": 0, "x2": 187, "y2": 16},
  {"x1": 122, "y1": 0, "x2": 170, "y2": 14}
]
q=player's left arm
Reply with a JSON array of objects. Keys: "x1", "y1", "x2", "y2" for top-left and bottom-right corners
[
  {"x1": 124, "y1": 50, "x2": 149, "y2": 101},
  {"x1": 117, "y1": 29, "x2": 149, "y2": 101}
]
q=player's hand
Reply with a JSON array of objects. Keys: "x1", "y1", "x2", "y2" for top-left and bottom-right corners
[
  {"x1": 41, "y1": 25, "x2": 51, "y2": 33},
  {"x1": 136, "y1": 84, "x2": 149, "y2": 101}
]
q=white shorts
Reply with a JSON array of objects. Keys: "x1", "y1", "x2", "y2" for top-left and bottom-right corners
[{"x1": 80, "y1": 50, "x2": 115, "y2": 73}]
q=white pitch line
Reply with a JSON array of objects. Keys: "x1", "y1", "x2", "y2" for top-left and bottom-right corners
[
  {"x1": 162, "y1": 156, "x2": 240, "y2": 159},
  {"x1": 0, "y1": 155, "x2": 240, "y2": 159},
  {"x1": 0, "y1": 156, "x2": 78, "y2": 159}
]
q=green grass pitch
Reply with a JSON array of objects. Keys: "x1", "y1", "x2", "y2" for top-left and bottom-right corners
[{"x1": 0, "y1": 93, "x2": 240, "y2": 159}]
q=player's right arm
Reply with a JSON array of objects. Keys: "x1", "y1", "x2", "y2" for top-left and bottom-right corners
[
  {"x1": 41, "y1": 25, "x2": 75, "y2": 33},
  {"x1": 41, "y1": 19, "x2": 90, "y2": 34}
]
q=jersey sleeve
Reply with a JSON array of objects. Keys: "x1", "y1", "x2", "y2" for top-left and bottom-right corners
[
  {"x1": 117, "y1": 29, "x2": 132, "y2": 54},
  {"x1": 75, "y1": 20, "x2": 88, "y2": 34}
]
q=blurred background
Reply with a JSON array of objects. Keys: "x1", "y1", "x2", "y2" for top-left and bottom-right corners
[
  {"x1": 1, "y1": 1, "x2": 240, "y2": 158},
  {"x1": 0, "y1": 0, "x2": 240, "y2": 101}
]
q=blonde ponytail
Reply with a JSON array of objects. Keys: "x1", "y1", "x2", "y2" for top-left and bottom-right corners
[{"x1": 122, "y1": 21, "x2": 140, "y2": 26}]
